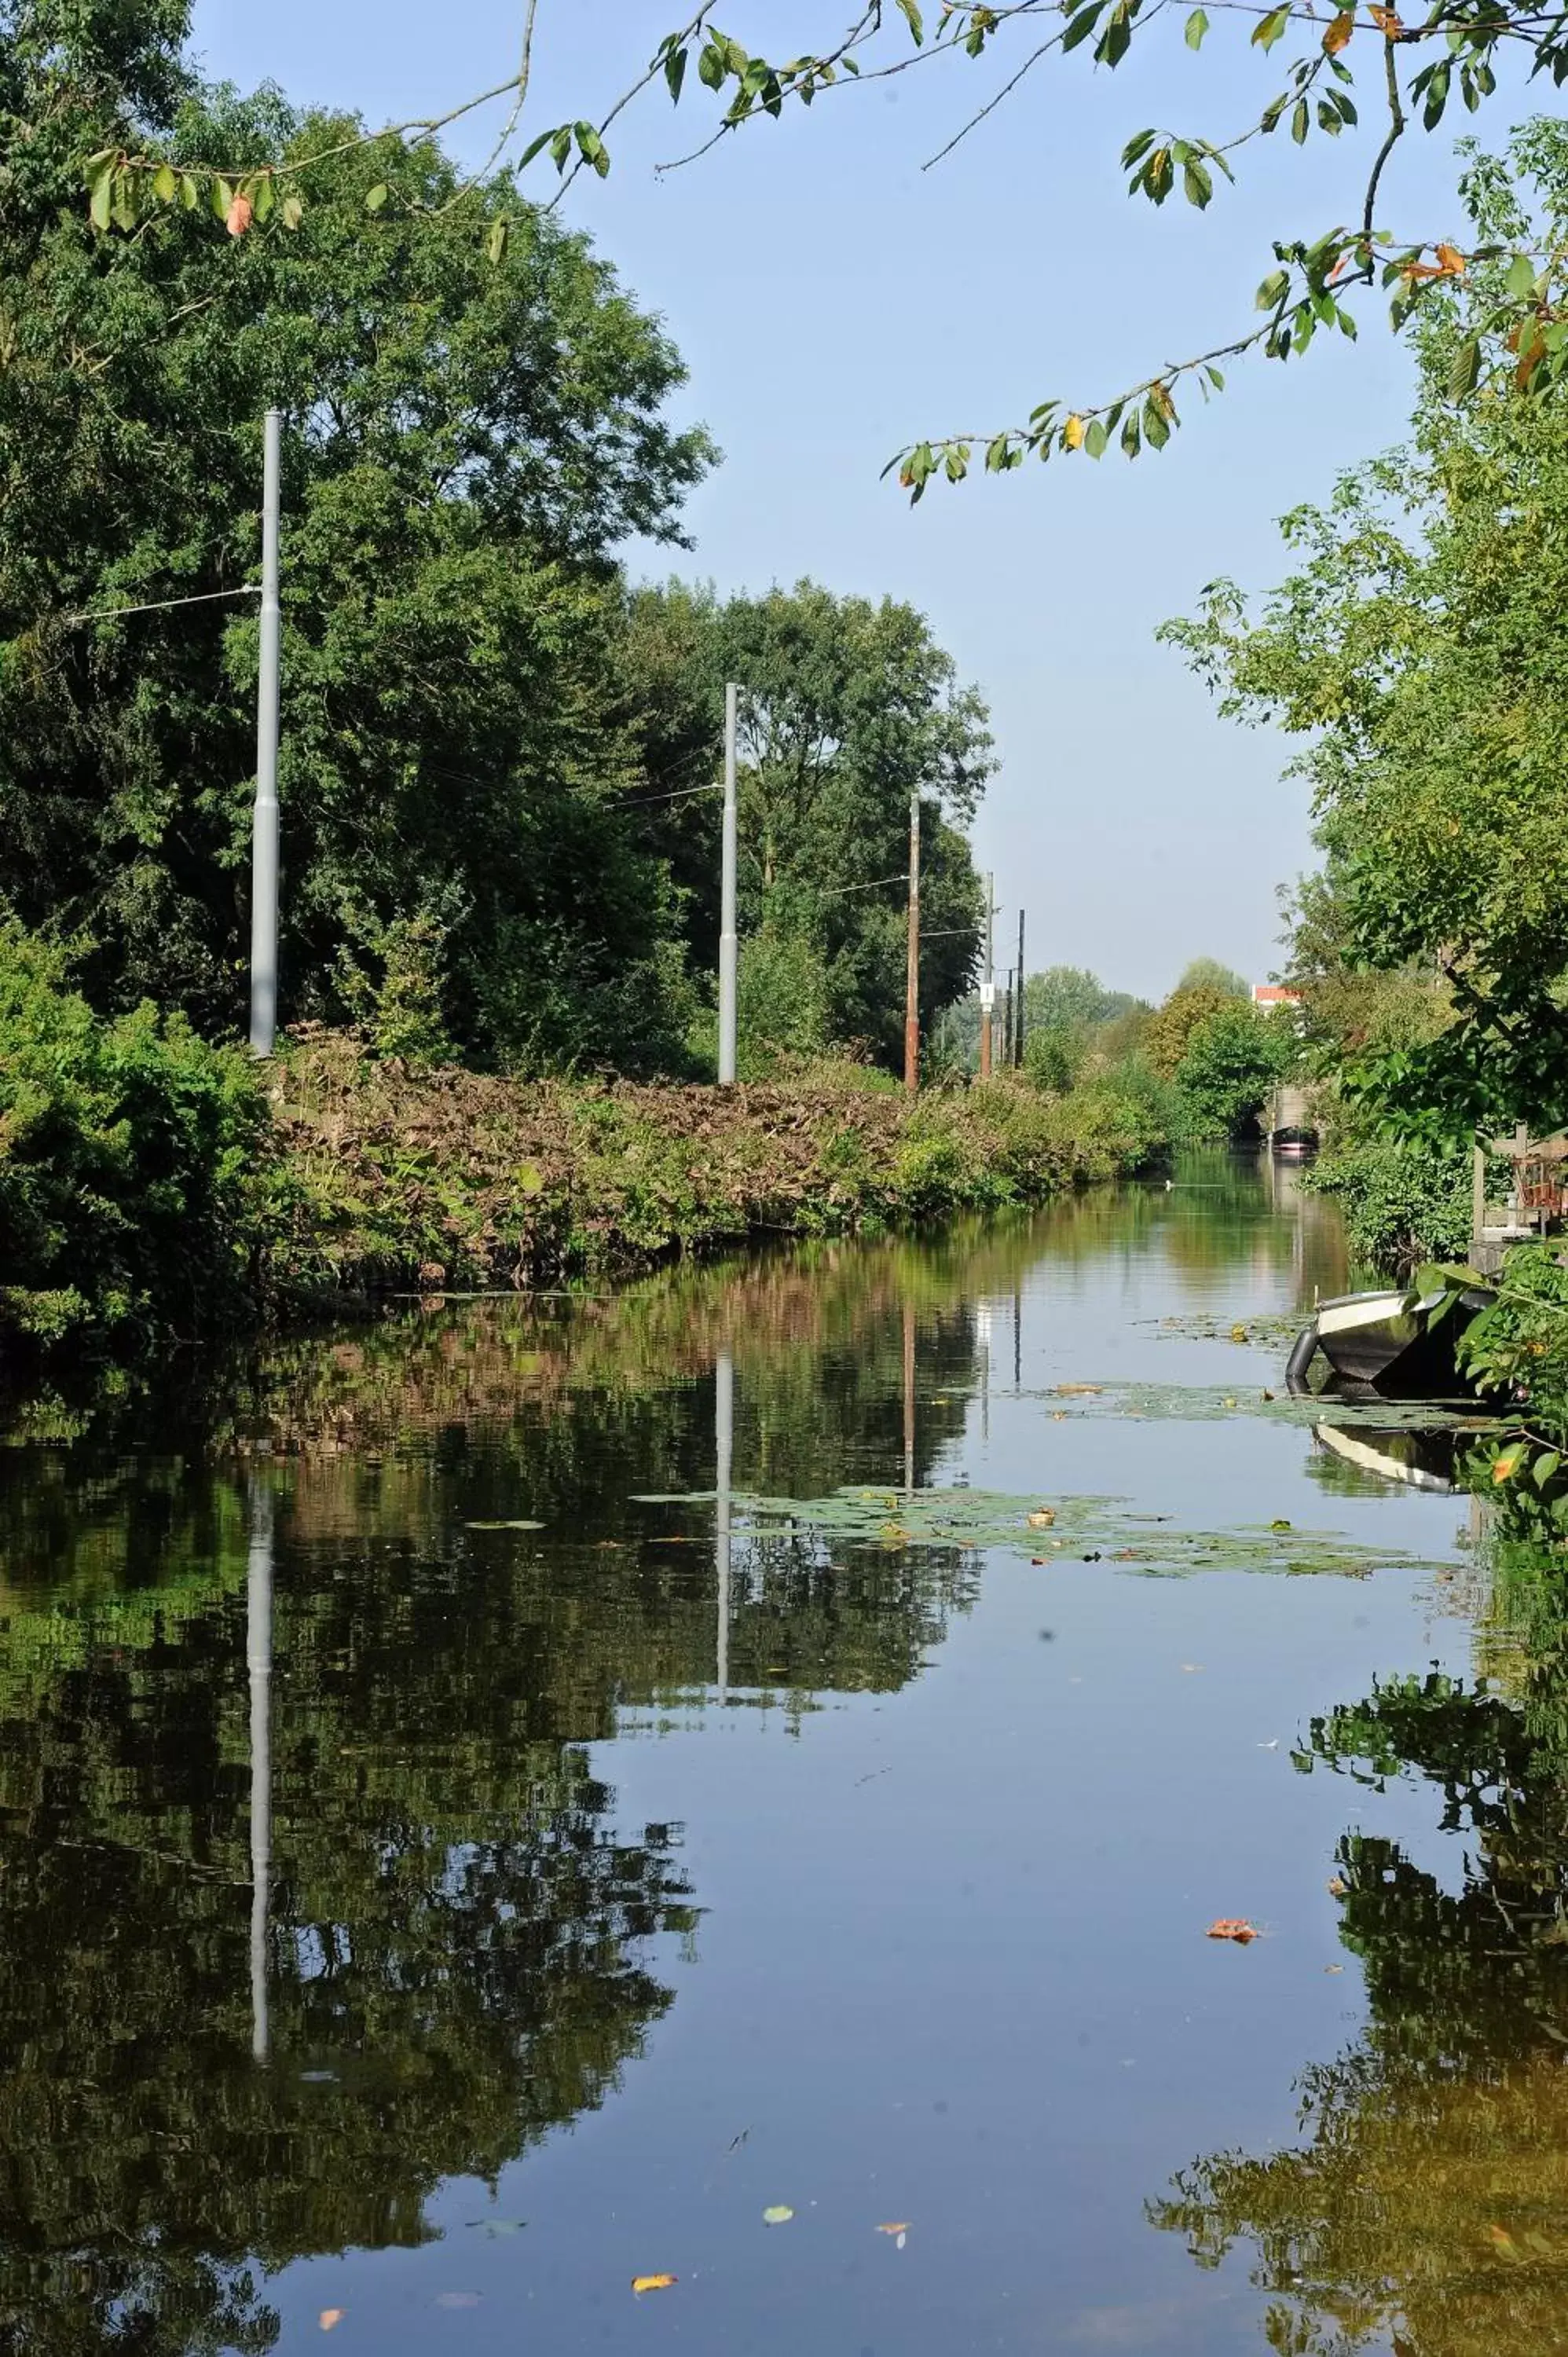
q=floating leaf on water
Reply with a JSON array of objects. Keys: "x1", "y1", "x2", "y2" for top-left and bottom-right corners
[
  {"x1": 1028, "y1": 1508, "x2": 1056, "y2": 1528},
  {"x1": 876, "y1": 2221, "x2": 910, "y2": 2234},
  {"x1": 1054, "y1": 1383, "x2": 1104, "y2": 1396},
  {"x1": 1206, "y1": 1919, "x2": 1258, "y2": 1943},
  {"x1": 632, "y1": 2274, "x2": 676, "y2": 2295},
  {"x1": 1230, "y1": 1324, "x2": 1251, "y2": 1343},
  {"x1": 762, "y1": 2205, "x2": 794, "y2": 2225},
  {"x1": 1269, "y1": 1518, "x2": 1292, "y2": 1531},
  {"x1": 319, "y1": 2315, "x2": 344, "y2": 2336},
  {"x1": 467, "y1": 2218, "x2": 527, "y2": 2237},
  {"x1": 463, "y1": 1519, "x2": 544, "y2": 1531}
]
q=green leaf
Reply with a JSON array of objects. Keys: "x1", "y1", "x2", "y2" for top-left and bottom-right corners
[
  {"x1": 209, "y1": 175, "x2": 234, "y2": 224},
  {"x1": 88, "y1": 158, "x2": 115, "y2": 233},
  {"x1": 181, "y1": 173, "x2": 200, "y2": 211},
  {"x1": 486, "y1": 217, "x2": 510, "y2": 265},
  {"x1": 1446, "y1": 334, "x2": 1481, "y2": 400},
  {"x1": 365, "y1": 181, "x2": 390, "y2": 214},
  {"x1": 250, "y1": 173, "x2": 275, "y2": 224},
  {"x1": 111, "y1": 169, "x2": 138, "y2": 232},
  {"x1": 549, "y1": 125, "x2": 573, "y2": 171},
  {"x1": 1061, "y1": 1, "x2": 1105, "y2": 48},
  {"x1": 280, "y1": 192, "x2": 304, "y2": 230},
  {"x1": 1121, "y1": 129, "x2": 1156, "y2": 167},
  {"x1": 520, "y1": 126, "x2": 559, "y2": 167},
  {"x1": 575, "y1": 123, "x2": 610, "y2": 176},
  {"x1": 1535, "y1": 1450, "x2": 1563, "y2": 1490},
  {"x1": 1506, "y1": 252, "x2": 1537, "y2": 300},
  {"x1": 1084, "y1": 418, "x2": 1108, "y2": 458},
  {"x1": 152, "y1": 161, "x2": 178, "y2": 205},
  {"x1": 664, "y1": 45, "x2": 687, "y2": 101},
  {"x1": 1291, "y1": 97, "x2": 1309, "y2": 144},
  {"x1": 896, "y1": 0, "x2": 925, "y2": 41},
  {"x1": 1120, "y1": 408, "x2": 1142, "y2": 457},
  {"x1": 698, "y1": 39, "x2": 727, "y2": 88},
  {"x1": 1255, "y1": 267, "x2": 1291, "y2": 310},
  {"x1": 1185, "y1": 6, "x2": 1208, "y2": 44},
  {"x1": 1182, "y1": 158, "x2": 1212, "y2": 207},
  {"x1": 1252, "y1": 5, "x2": 1289, "y2": 46},
  {"x1": 1094, "y1": 2, "x2": 1134, "y2": 68},
  {"x1": 1206, "y1": 364, "x2": 1225, "y2": 390},
  {"x1": 1142, "y1": 394, "x2": 1171, "y2": 449}
]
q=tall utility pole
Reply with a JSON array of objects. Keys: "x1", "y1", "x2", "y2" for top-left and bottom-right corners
[
  {"x1": 1015, "y1": 908, "x2": 1027, "y2": 1066},
  {"x1": 249, "y1": 409, "x2": 283, "y2": 1058},
  {"x1": 903, "y1": 792, "x2": 921, "y2": 1094},
  {"x1": 717, "y1": 681, "x2": 739, "y2": 1085},
  {"x1": 979, "y1": 873, "x2": 995, "y2": 1079}
]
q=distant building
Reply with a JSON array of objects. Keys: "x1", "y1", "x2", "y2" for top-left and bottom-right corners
[{"x1": 1252, "y1": 985, "x2": 1301, "y2": 1013}]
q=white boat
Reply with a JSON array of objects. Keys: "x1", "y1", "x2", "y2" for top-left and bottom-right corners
[{"x1": 1284, "y1": 1282, "x2": 1492, "y2": 1399}]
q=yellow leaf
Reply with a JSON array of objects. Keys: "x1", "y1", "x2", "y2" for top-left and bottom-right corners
[
  {"x1": 1063, "y1": 413, "x2": 1086, "y2": 450},
  {"x1": 319, "y1": 2315, "x2": 345, "y2": 2335},
  {"x1": 1434, "y1": 241, "x2": 1466, "y2": 276},
  {"x1": 1322, "y1": 9, "x2": 1354, "y2": 50},
  {"x1": 632, "y1": 2275, "x2": 676, "y2": 2295},
  {"x1": 1368, "y1": 3, "x2": 1402, "y2": 31},
  {"x1": 876, "y1": 2221, "x2": 910, "y2": 2234},
  {"x1": 1028, "y1": 1508, "x2": 1056, "y2": 1528}
]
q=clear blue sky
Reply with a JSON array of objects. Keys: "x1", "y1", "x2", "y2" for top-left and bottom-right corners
[{"x1": 190, "y1": 0, "x2": 1482, "y2": 1000}]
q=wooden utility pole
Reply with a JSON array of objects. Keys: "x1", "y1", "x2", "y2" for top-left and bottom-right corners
[
  {"x1": 903, "y1": 792, "x2": 921, "y2": 1094},
  {"x1": 979, "y1": 874, "x2": 995, "y2": 1079},
  {"x1": 1015, "y1": 909, "x2": 1027, "y2": 1066}
]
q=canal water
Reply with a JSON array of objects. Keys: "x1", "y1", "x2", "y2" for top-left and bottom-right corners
[{"x1": 1, "y1": 1152, "x2": 1561, "y2": 2356}]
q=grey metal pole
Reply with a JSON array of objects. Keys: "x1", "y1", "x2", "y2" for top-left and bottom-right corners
[
  {"x1": 717, "y1": 682, "x2": 739, "y2": 1085},
  {"x1": 249, "y1": 409, "x2": 283, "y2": 1057},
  {"x1": 715, "y1": 1348, "x2": 733, "y2": 1705},
  {"x1": 980, "y1": 873, "x2": 995, "y2": 1079},
  {"x1": 247, "y1": 1475, "x2": 274, "y2": 2066},
  {"x1": 903, "y1": 793, "x2": 921, "y2": 1094}
]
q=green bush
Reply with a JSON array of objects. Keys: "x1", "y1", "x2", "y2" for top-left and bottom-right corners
[
  {"x1": 1024, "y1": 1026, "x2": 1080, "y2": 1094},
  {"x1": 1047, "y1": 1056, "x2": 1184, "y2": 1174},
  {"x1": 0, "y1": 924, "x2": 265, "y2": 1349},
  {"x1": 1301, "y1": 1137, "x2": 1472, "y2": 1275}
]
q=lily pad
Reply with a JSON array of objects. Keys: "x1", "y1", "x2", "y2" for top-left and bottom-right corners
[{"x1": 632, "y1": 1485, "x2": 1451, "y2": 1581}]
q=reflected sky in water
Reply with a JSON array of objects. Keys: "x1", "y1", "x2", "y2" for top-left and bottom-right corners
[{"x1": 0, "y1": 1150, "x2": 1538, "y2": 2357}]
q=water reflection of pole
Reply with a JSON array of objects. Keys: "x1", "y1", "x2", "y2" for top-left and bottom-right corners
[
  {"x1": 903, "y1": 1302, "x2": 916, "y2": 1497},
  {"x1": 715, "y1": 1351, "x2": 733, "y2": 1707},
  {"x1": 247, "y1": 1476, "x2": 273, "y2": 2066}
]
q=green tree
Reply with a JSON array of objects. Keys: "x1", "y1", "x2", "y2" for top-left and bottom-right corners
[
  {"x1": 632, "y1": 580, "x2": 992, "y2": 1074},
  {"x1": 1145, "y1": 982, "x2": 1236, "y2": 1081},
  {"x1": 0, "y1": 24, "x2": 713, "y2": 1071},
  {"x1": 1174, "y1": 999, "x2": 1295, "y2": 1138},
  {"x1": 1173, "y1": 957, "x2": 1251, "y2": 1001},
  {"x1": 1165, "y1": 123, "x2": 1568, "y2": 1145}
]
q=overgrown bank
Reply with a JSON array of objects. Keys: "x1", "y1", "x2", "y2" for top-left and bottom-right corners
[
  {"x1": 0, "y1": 995, "x2": 1168, "y2": 1364},
  {"x1": 262, "y1": 1033, "x2": 1162, "y2": 1307}
]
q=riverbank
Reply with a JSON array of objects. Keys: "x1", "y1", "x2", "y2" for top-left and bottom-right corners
[
  {"x1": 262, "y1": 1029, "x2": 1162, "y2": 1312},
  {"x1": 0, "y1": 1010, "x2": 1171, "y2": 1367}
]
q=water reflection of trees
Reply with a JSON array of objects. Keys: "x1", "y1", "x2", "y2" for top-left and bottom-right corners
[
  {"x1": 0, "y1": 1232, "x2": 1012, "y2": 2352},
  {"x1": 1151, "y1": 1512, "x2": 1568, "y2": 2357}
]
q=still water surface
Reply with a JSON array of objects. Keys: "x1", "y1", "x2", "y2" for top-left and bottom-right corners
[{"x1": 3, "y1": 1153, "x2": 1563, "y2": 2355}]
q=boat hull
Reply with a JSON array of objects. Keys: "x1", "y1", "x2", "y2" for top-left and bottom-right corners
[{"x1": 1287, "y1": 1286, "x2": 1492, "y2": 1401}]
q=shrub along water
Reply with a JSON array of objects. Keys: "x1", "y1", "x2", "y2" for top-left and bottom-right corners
[{"x1": 0, "y1": 923, "x2": 263, "y2": 1350}]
